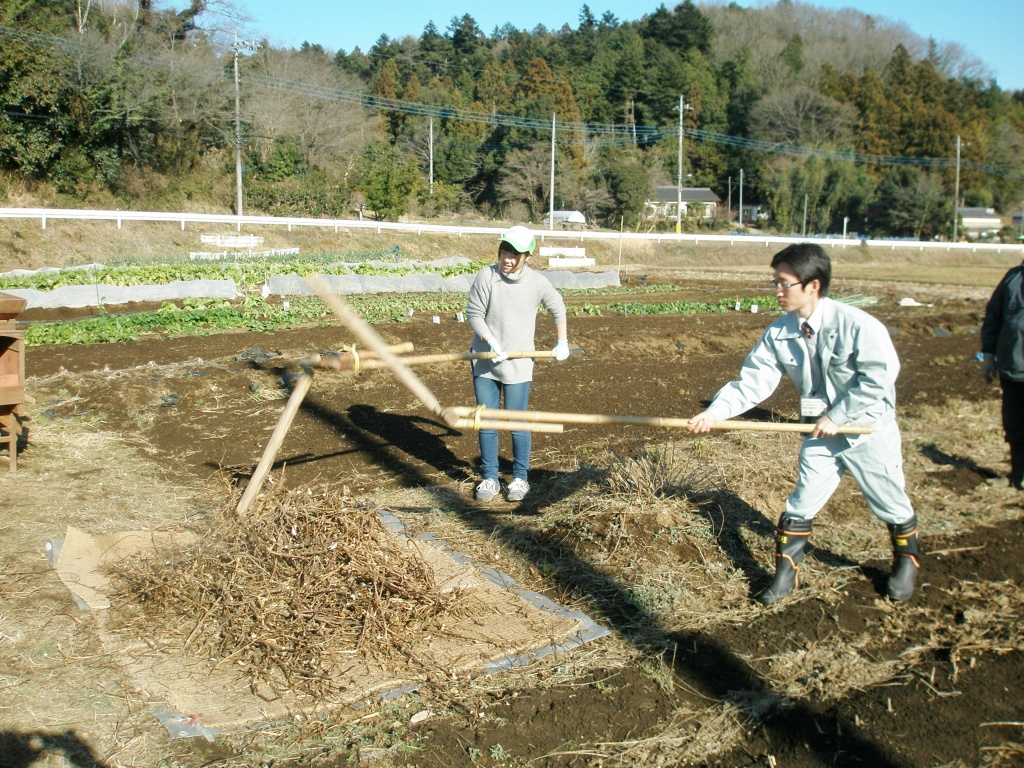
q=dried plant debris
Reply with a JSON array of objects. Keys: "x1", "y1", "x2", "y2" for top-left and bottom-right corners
[{"x1": 107, "y1": 486, "x2": 466, "y2": 699}]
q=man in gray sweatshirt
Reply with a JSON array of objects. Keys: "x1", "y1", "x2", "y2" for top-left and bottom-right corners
[{"x1": 466, "y1": 226, "x2": 569, "y2": 502}]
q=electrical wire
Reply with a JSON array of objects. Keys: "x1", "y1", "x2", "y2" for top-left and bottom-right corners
[{"x1": 1, "y1": 24, "x2": 1022, "y2": 180}]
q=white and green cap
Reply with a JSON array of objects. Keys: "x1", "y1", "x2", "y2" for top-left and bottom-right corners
[{"x1": 499, "y1": 225, "x2": 536, "y2": 255}]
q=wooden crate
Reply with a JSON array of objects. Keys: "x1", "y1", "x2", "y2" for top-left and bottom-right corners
[{"x1": 0, "y1": 292, "x2": 28, "y2": 471}]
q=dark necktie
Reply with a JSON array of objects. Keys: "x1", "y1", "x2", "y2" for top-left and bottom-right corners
[{"x1": 802, "y1": 321, "x2": 813, "y2": 339}]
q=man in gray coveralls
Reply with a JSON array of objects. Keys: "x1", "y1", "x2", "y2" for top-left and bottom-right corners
[{"x1": 687, "y1": 243, "x2": 920, "y2": 605}]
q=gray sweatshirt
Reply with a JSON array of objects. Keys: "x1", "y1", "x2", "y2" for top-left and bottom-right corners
[{"x1": 466, "y1": 264, "x2": 567, "y2": 384}]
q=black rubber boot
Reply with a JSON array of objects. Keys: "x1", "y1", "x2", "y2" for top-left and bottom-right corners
[
  {"x1": 759, "y1": 514, "x2": 813, "y2": 606},
  {"x1": 887, "y1": 516, "x2": 920, "y2": 601}
]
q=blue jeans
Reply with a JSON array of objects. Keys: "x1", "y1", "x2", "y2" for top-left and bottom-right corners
[{"x1": 473, "y1": 377, "x2": 531, "y2": 482}]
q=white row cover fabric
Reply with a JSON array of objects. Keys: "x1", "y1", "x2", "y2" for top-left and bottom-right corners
[
  {"x1": 0, "y1": 255, "x2": 619, "y2": 308},
  {"x1": 268, "y1": 269, "x2": 620, "y2": 297},
  {"x1": 3, "y1": 280, "x2": 241, "y2": 309}
]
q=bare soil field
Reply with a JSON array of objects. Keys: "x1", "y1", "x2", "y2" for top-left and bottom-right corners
[{"x1": 2, "y1": 241, "x2": 1024, "y2": 767}]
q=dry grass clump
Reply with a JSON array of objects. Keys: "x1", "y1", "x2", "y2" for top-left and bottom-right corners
[
  {"x1": 754, "y1": 578, "x2": 1024, "y2": 706},
  {"x1": 899, "y1": 579, "x2": 1024, "y2": 675},
  {"x1": 545, "y1": 699, "x2": 750, "y2": 767},
  {"x1": 532, "y1": 441, "x2": 760, "y2": 630},
  {"x1": 546, "y1": 441, "x2": 724, "y2": 565},
  {"x1": 107, "y1": 485, "x2": 465, "y2": 699},
  {"x1": 606, "y1": 440, "x2": 723, "y2": 502}
]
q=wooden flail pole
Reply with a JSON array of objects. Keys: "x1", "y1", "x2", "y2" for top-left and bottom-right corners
[
  {"x1": 305, "y1": 349, "x2": 564, "y2": 372},
  {"x1": 306, "y1": 276, "x2": 454, "y2": 424},
  {"x1": 236, "y1": 340, "x2": 419, "y2": 517},
  {"x1": 445, "y1": 406, "x2": 873, "y2": 435},
  {"x1": 236, "y1": 368, "x2": 314, "y2": 516},
  {"x1": 304, "y1": 277, "x2": 569, "y2": 436},
  {"x1": 237, "y1": 280, "x2": 563, "y2": 516}
]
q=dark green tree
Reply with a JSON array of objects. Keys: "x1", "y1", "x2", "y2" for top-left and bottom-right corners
[{"x1": 354, "y1": 139, "x2": 420, "y2": 220}]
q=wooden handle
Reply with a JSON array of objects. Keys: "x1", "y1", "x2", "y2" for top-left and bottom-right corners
[
  {"x1": 236, "y1": 371, "x2": 315, "y2": 516},
  {"x1": 708, "y1": 419, "x2": 871, "y2": 434},
  {"x1": 307, "y1": 276, "x2": 455, "y2": 425},
  {"x1": 451, "y1": 418, "x2": 563, "y2": 433},
  {"x1": 308, "y1": 349, "x2": 560, "y2": 371},
  {"x1": 446, "y1": 407, "x2": 872, "y2": 435}
]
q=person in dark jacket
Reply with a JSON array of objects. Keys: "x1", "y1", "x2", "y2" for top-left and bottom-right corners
[{"x1": 981, "y1": 262, "x2": 1024, "y2": 488}]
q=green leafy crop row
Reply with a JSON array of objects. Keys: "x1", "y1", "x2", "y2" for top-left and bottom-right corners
[
  {"x1": 572, "y1": 296, "x2": 779, "y2": 317},
  {"x1": 24, "y1": 292, "x2": 777, "y2": 346}
]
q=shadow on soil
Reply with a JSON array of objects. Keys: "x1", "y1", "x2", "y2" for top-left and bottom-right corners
[
  {"x1": 233, "y1": 391, "x2": 919, "y2": 767},
  {"x1": 0, "y1": 730, "x2": 109, "y2": 768}
]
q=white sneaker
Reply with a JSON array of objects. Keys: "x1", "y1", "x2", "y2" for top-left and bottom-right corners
[
  {"x1": 475, "y1": 478, "x2": 500, "y2": 501},
  {"x1": 506, "y1": 478, "x2": 530, "y2": 502}
]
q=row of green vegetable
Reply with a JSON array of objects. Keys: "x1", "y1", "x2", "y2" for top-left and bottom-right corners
[{"x1": 23, "y1": 290, "x2": 778, "y2": 346}]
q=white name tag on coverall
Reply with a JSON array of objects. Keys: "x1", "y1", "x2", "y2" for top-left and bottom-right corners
[{"x1": 800, "y1": 397, "x2": 828, "y2": 419}]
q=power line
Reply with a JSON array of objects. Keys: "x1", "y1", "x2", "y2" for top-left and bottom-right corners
[{"x1": 2, "y1": 24, "x2": 1023, "y2": 180}]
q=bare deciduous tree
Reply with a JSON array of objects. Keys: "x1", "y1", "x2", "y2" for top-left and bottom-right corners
[
  {"x1": 245, "y1": 47, "x2": 372, "y2": 169},
  {"x1": 750, "y1": 85, "x2": 856, "y2": 146},
  {"x1": 496, "y1": 146, "x2": 551, "y2": 218}
]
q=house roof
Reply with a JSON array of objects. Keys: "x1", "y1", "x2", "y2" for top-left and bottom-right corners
[
  {"x1": 958, "y1": 207, "x2": 1001, "y2": 221},
  {"x1": 653, "y1": 186, "x2": 721, "y2": 203}
]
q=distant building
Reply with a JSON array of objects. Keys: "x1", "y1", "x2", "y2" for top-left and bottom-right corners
[
  {"x1": 542, "y1": 210, "x2": 587, "y2": 229},
  {"x1": 740, "y1": 203, "x2": 769, "y2": 224},
  {"x1": 647, "y1": 186, "x2": 721, "y2": 219},
  {"x1": 958, "y1": 207, "x2": 1003, "y2": 240}
]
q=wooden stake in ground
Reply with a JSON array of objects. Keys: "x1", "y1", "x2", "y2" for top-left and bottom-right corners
[
  {"x1": 446, "y1": 406, "x2": 872, "y2": 435},
  {"x1": 235, "y1": 341, "x2": 417, "y2": 517},
  {"x1": 236, "y1": 369, "x2": 315, "y2": 516}
]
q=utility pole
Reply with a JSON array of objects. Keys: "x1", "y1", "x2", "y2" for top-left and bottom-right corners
[
  {"x1": 675, "y1": 95, "x2": 692, "y2": 234},
  {"x1": 801, "y1": 194, "x2": 808, "y2": 236},
  {"x1": 232, "y1": 37, "x2": 260, "y2": 223},
  {"x1": 952, "y1": 135, "x2": 961, "y2": 242},
  {"x1": 549, "y1": 113, "x2": 556, "y2": 231},
  {"x1": 738, "y1": 169, "x2": 744, "y2": 228},
  {"x1": 428, "y1": 119, "x2": 434, "y2": 196},
  {"x1": 727, "y1": 176, "x2": 732, "y2": 222}
]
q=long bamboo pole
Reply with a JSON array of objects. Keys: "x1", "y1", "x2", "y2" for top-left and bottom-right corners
[
  {"x1": 307, "y1": 276, "x2": 454, "y2": 423},
  {"x1": 306, "y1": 278, "x2": 557, "y2": 436},
  {"x1": 236, "y1": 370, "x2": 315, "y2": 516},
  {"x1": 446, "y1": 406, "x2": 872, "y2": 435},
  {"x1": 330, "y1": 341, "x2": 416, "y2": 359},
  {"x1": 451, "y1": 418, "x2": 563, "y2": 433},
  {"x1": 305, "y1": 349, "x2": 565, "y2": 372}
]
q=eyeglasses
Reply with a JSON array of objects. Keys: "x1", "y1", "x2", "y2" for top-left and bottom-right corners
[{"x1": 769, "y1": 279, "x2": 803, "y2": 290}]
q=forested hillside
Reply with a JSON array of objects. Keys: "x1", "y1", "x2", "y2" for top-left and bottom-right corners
[{"x1": 2, "y1": 0, "x2": 1023, "y2": 239}]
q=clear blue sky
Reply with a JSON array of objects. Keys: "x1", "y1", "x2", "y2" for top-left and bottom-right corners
[{"x1": 230, "y1": 0, "x2": 1024, "y2": 92}]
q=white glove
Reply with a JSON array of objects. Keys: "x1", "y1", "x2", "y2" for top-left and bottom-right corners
[
  {"x1": 553, "y1": 339, "x2": 570, "y2": 362},
  {"x1": 982, "y1": 353, "x2": 996, "y2": 384},
  {"x1": 488, "y1": 339, "x2": 508, "y2": 364}
]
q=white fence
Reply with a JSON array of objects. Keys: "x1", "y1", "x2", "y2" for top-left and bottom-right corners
[{"x1": 2, "y1": 207, "x2": 1022, "y2": 255}]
